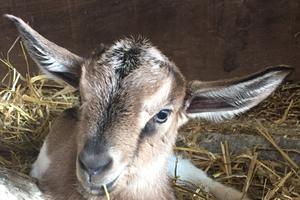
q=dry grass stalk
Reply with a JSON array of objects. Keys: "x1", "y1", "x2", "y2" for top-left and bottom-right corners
[
  {"x1": 242, "y1": 152, "x2": 258, "y2": 194},
  {"x1": 221, "y1": 141, "x2": 232, "y2": 177},
  {"x1": 263, "y1": 171, "x2": 293, "y2": 200},
  {"x1": 256, "y1": 121, "x2": 299, "y2": 171}
]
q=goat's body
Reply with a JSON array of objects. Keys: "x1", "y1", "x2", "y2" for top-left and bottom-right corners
[{"x1": 33, "y1": 108, "x2": 79, "y2": 200}]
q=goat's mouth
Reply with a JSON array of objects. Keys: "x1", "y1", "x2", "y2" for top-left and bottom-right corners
[{"x1": 79, "y1": 175, "x2": 120, "y2": 196}]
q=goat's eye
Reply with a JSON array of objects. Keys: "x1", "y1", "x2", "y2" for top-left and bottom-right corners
[{"x1": 155, "y1": 109, "x2": 171, "y2": 123}]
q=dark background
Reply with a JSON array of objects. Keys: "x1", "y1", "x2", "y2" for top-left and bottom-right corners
[{"x1": 0, "y1": 0, "x2": 299, "y2": 81}]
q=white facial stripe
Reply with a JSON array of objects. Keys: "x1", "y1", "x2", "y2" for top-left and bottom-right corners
[
  {"x1": 139, "y1": 78, "x2": 172, "y2": 124},
  {"x1": 145, "y1": 78, "x2": 172, "y2": 111},
  {"x1": 138, "y1": 111, "x2": 151, "y2": 129}
]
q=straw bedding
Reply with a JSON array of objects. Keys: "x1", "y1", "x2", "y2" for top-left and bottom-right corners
[{"x1": 0, "y1": 43, "x2": 299, "y2": 200}]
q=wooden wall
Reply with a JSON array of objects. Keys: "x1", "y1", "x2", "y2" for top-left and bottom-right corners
[{"x1": 0, "y1": 0, "x2": 299, "y2": 81}]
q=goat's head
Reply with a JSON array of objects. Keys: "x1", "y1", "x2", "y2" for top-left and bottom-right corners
[{"x1": 6, "y1": 15, "x2": 292, "y2": 197}]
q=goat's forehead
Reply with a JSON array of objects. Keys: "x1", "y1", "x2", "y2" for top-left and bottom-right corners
[
  {"x1": 80, "y1": 38, "x2": 185, "y2": 110},
  {"x1": 104, "y1": 37, "x2": 168, "y2": 73},
  {"x1": 81, "y1": 38, "x2": 178, "y2": 90}
]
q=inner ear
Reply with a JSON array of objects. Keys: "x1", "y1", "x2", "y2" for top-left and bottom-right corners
[
  {"x1": 51, "y1": 70, "x2": 81, "y2": 87},
  {"x1": 187, "y1": 96, "x2": 236, "y2": 113}
]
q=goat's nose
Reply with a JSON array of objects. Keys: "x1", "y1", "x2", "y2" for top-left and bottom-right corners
[{"x1": 78, "y1": 152, "x2": 113, "y2": 176}]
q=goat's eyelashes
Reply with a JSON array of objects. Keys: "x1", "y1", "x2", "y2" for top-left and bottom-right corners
[{"x1": 154, "y1": 109, "x2": 171, "y2": 124}]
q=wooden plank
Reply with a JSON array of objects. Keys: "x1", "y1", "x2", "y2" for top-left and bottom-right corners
[{"x1": 0, "y1": 0, "x2": 299, "y2": 80}]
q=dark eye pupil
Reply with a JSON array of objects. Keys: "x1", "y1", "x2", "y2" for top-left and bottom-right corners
[{"x1": 155, "y1": 109, "x2": 170, "y2": 123}]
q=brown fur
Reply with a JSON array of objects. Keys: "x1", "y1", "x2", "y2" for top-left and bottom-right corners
[{"x1": 41, "y1": 59, "x2": 185, "y2": 200}]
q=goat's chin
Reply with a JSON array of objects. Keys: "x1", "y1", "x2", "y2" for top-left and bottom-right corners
[{"x1": 77, "y1": 173, "x2": 121, "y2": 197}]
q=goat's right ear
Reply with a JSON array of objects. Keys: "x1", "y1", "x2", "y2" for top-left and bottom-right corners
[{"x1": 4, "y1": 14, "x2": 83, "y2": 88}]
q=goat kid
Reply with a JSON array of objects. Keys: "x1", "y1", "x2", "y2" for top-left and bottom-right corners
[{"x1": 6, "y1": 14, "x2": 292, "y2": 200}]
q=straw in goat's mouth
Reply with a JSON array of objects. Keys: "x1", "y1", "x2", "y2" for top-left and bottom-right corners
[
  {"x1": 101, "y1": 175, "x2": 119, "y2": 193},
  {"x1": 102, "y1": 184, "x2": 111, "y2": 200}
]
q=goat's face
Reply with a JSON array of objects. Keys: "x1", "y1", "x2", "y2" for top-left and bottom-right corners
[
  {"x1": 6, "y1": 15, "x2": 292, "y2": 197},
  {"x1": 75, "y1": 39, "x2": 186, "y2": 195}
]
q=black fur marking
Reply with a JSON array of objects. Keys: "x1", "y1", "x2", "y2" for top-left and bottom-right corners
[
  {"x1": 121, "y1": 47, "x2": 141, "y2": 76},
  {"x1": 140, "y1": 118, "x2": 157, "y2": 139},
  {"x1": 112, "y1": 46, "x2": 141, "y2": 78},
  {"x1": 103, "y1": 37, "x2": 159, "y2": 79},
  {"x1": 143, "y1": 120, "x2": 156, "y2": 135}
]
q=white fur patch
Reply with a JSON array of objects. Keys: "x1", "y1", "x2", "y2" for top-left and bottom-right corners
[
  {"x1": 0, "y1": 185, "x2": 18, "y2": 200},
  {"x1": 148, "y1": 47, "x2": 165, "y2": 62},
  {"x1": 0, "y1": 184, "x2": 44, "y2": 200},
  {"x1": 146, "y1": 47, "x2": 166, "y2": 68},
  {"x1": 168, "y1": 154, "x2": 249, "y2": 200},
  {"x1": 168, "y1": 154, "x2": 212, "y2": 190},
  {"x1": 30, "y1": 141, "x2": 51, "y2": 180}
]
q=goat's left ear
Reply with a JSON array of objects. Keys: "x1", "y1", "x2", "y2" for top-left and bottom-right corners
[{"x1": 184, "y1": 66, "x2": 293, "y2": 122}]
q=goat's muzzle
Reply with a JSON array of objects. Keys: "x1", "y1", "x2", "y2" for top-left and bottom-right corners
[{"x1": 76, "y1": 149, "x2": 124, "y2": 196}]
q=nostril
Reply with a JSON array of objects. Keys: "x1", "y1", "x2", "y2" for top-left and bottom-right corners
[
  {"x1": 103, "y1": 156, "x2": 113, "y2": 168},
  {"x1": 78, "y1": 153, "x2": 113, "y2": 176},
  {"x1": 78, "y1": 155, "x2": 88, "y2": 172}
]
